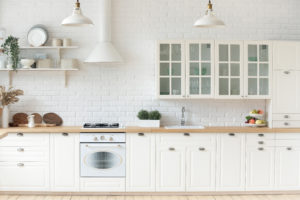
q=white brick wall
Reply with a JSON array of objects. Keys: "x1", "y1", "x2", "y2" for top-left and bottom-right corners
[{"x1": 0, "y1": 0, "x2": 298, "y2": 126}]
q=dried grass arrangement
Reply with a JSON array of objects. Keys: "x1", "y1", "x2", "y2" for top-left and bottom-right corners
[{"x1": 0, "y1": 86, "x2": 24, "y2": 106}]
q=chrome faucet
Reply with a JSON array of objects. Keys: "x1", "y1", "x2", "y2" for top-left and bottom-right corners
[{"x1": 181, "y1": 106, "x2": 185, "y2": 126}]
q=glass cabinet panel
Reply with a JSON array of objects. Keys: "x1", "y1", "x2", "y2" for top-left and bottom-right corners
[
  {"x1": 159, "y1": 42, "x2": 184, "y2": 97},
  {"x1": 187, "y1": 41, "x2": 213, "y2": 97},
  {"x1": 217, "y1": 42, "x2": 242, "y2": 97},
  {"x1": 246, "y1": 43, "x2": 270, "y2": 97}
]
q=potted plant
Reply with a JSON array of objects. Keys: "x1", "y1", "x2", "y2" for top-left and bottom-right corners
[
  {"x1": 0, "y1": 86, "x2": 24, "y2": 128},
  {"x1": 137, "y1": 109, "x2": 161, "y2": 128},
  {"x1": 1, "y1": 36, "x2": 20, "y2": 70}
]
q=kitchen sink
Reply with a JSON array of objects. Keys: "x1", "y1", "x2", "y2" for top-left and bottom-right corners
[{"x1": 165, "y1": 125, "x2": 205, "y2": 129}]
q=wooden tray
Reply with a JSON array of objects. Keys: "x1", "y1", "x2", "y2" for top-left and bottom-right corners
[{"x1": 18, "y1": 123, "x2": 56, "y2": 127}]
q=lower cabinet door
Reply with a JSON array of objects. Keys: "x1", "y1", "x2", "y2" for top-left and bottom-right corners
[
  {"x1": 156, "y1": 145, "x2": 186, "y2": 191},
  {"x1": 50, "y1": 133, "x2": 79, "y2": 191},
  {"x1": 216, "y1": 133, "x2": 246, "y2": 191},
  {"x1": 126, "y1": 133, "x2": 156, "y2": 192},
  {"x1": 246, "y1": 146, "x2": 275, "y2": 191},
  {"x1": 275, "y1": 146, "x2": 300, "y2": 190},
  {"x1": 186, "y1": 144, "x2": 216, "y2": 191},
  {"x1": 0, "y1": 162, "x2": 49, "y2": 191}
]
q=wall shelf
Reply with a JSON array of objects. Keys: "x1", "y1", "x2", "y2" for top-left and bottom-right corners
[
  {"x1": 19, "y1": 46, "x2": 79, "y2": 49},
  {"x1": 0, "y1": 68, "x2": 78, "y2": 71}
]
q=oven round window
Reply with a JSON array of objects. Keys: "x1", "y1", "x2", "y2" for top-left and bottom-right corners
[{"x1": 84, "y1": 151, "x2": 122, "y2": 170}]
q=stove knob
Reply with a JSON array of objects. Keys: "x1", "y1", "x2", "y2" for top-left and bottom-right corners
[
  {"x1": 109, "y1": 137, "x2": 114, "y2": 142},
  {"x1": 100, "y1": 136, "x2": 105, "y2": 140},
  {"x1": 94, "y1": 137, "x2": 98, "y2": 141}
]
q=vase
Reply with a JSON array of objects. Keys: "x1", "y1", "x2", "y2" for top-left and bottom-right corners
[
  {"x1": 6, "y1": 58, "x2": 13, "y2": 70},
  {"x1": 2, "y1": 106, "x2": 9, "y2": 128}
]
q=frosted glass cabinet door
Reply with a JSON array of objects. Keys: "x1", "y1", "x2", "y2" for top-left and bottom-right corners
[
  {"x1": 244, "y1": 41, "x2": 272, "y2": 99},
  {"x1": 157, "y1": 41, "x2": 185, "y2": 98},
  {"x1": 215, "y1": 41, "x2": 243, "y2": 98},
  {"x1": 186, "y1": 41, "x2": 214, "y2": 98}
]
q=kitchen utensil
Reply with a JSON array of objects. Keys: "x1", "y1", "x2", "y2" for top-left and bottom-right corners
[
  {"x1": 12, "y1": 113, "x2": 28, "y2": 125},
  {"x1": 43, "y1": 113, "x2": 63, "y2": 126},
  {"x1": 21, "y1": 59, "x2": 35, "y2": 69},
  {"x1": 27, "y1": 115, "x2": 35, "y2": 128},
  {"x1": 37, "y1": 59, "x2": 51, "y2": 68},
  {"x1": 32, "y1": 113, "x2": 42, "y2": 123},
  {"x1": 63, "y1": 38, "x2": 72, "y2": 46},
  {"x1": 27, "y1": 25, "x2": 49, "y2": 47},
  {"x1": 52, "y1": 38, "x2": 62, "y2": 47}
]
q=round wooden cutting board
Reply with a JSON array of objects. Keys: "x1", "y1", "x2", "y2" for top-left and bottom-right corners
[
  {"x1": 43, "y1": 113, "x2": 63, "y2": 126},
  {"x1": 12, "y1": 113, "x2": 28, "y2": 126},
  {"x1": 32, "y1": 113, "x2": 43, "y2": 124}
]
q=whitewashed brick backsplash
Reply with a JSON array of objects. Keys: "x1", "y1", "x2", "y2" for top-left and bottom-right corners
[{"x1": 0, "y1": 0, "x2": 298, "y2": 126}]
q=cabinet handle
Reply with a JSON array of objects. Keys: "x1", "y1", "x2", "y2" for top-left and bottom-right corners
[
  {"x1": 169, "y1": 147, "x2": 175, "y2": 151},
  {"x1": 284, "y1": 122, "x2": 289, "y2": 126},
  {"x1": 284, "y1": 71, "x2": 290, "y2": 74},
  {"x1": 17, "y1": 133, "x2": 24, "y2": 137},
  {"x1": 184, "y1": 133, "x2": 190, "y2": 136},
  {"x1": 229, "y1": 133, "x2": 235, "y2": 136},
  {"x1": 287, "y1": 147, "x2": 292, "y2": 151},
  {"x1": 258, "y1": 141, "x2": 264, "y2": 145},
  {"x1": 284, "y1": 115, "x2": 289, "y2": 119},
  {"x1": 17, "y1": 163, "x2": 24, "y2": 167},
  {"x1": 62, "y1": 133, "x2": 69, "y2": 136},
  {"x1": 199, "y1": 147, "x2": 206, "y2": 151},
  {"x1": 17, "y1": 148, "x2": 24, "y2": 152},
  {"x1": 138, "y1": 133, "x2": 144, "y2": 136},
  {"x1": 258, "y1": 147, "x2": 264, "y2": 151},
  {"x1": 258, "y1": 134, "x2": 264, "y2": 137}
]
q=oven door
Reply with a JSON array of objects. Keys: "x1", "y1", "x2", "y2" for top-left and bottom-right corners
[{"x1": 80, "y1": 143, "x2": 125, "y2": 177}]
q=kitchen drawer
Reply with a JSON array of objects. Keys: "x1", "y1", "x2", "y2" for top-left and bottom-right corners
[
  {"x1": 157, "y1": 133, "x2": 215, "y2": 145},
  {"x1": 246, "y1": 133, "x2": 275, "y2": 140},
  {"x1": 276, "y1": 140, "x2": 300, "y2": 147},
  {"x1": 0, "y1": 146, "x2": 49, "y2": 162},
  {"x1": 0, "y1": 162, "x2": 49, "y2": 191},
  {"x1": 0, "y1": 133, "x2": 49, "y2": 147},
  {"x1": 246, "y1": 139, "x2": 275, "y2": 147},
  {"x1": 276, "y1": 133, "x2": 300, "y2": 140},
  {"x1": 273, "y1": 121, "x2": 300, "y2": 128},
  {"x1": 273, "y1": 114, "x2": 300, "y2": 121}
]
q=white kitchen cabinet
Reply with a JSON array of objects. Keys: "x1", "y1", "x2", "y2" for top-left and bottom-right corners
[
  {"x1": 186, "y1": 142, "x2": 216, "y2": 191},
  {"x1": 215, "y1": 41, "x2": 244, "y2": 98},
  {"x1": 156, "y1": 144, "x2": 186, "y2": 191},
  {"x1": 275, "y1": 146, "x2": 300, "y2": 190},
  {"x1": 0, "y1": 162, "x2": 49, "y2": 191},
  {"x1": 157, "y1": 41, "x2": 185, "y2": 99},
  {"x1": 186, "y1": 40, "x2": 215, "y2": 98},
  {"x1": 246, "y1": 146, "x2": 275, "y2": 191},
  {"x1": 50, "y1": 133, "x2": 79, "y2": 191},
  {"x1": 80, "y1": 178, "x2": 125, "y2": 192},
  {"x1": 126, "y1": 133, "x2": 156, "y2": 192},
  {"x1": 244, "y1": 41, "x2": 272, "y2": 99},
  {"x1": 216, "y1": 133, "x2": 245, "y2": 191},
  {"x1": 273, "y1": 41, "x2": 300, "y2": 70}
]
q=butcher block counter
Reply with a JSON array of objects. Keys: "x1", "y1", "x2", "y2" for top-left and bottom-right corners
[{"x1": 1, "y1": 126, "x2": 300, "y2": 139}]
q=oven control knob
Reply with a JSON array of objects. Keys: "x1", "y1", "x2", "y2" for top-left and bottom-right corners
[
  {"x1": 109, "y1": 137, "x2": 114, "y2": 142},
  {"x1": 100, "y1": 136, "x2": 105, "y2": 140},
  {"x1": 94, "y1": 137, "x2": 98, "y2": 141}
]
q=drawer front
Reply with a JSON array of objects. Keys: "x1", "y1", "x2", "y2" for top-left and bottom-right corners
[
  {"x1": 0, "y1": 133, "x2": 49, "y2": 147},
  {"x1": 273, "y1": 114, "x2": 300, "y2": 121},
  {"x1": 276, "y1": 140, "x2": 300, "y2": 147},
  {"x1": 246, "y1": 139, "x2": 275, "y2": 147},
  {"x1": 247, "y1": 133, "x2": 275, "y2": 140},
  {"x1": 273, "y1": 121, "x2": 300, "y2": 128},
  {"x1": 157, "y1": 133, "x2": 215, "y2": 145},
  {"x1": 276, "y1": 133, "x2": 300, "y2": 140},
  {"x1": 0, "y1": 162, "x2": 49, "y2": 191},
  {"x1": 0, "y1": 146, "x2": 49, "y2": 162}
]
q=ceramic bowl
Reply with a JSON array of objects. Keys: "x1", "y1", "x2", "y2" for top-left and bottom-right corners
[{"x1": 21, "y1": 59, "x2": 35, "y2": 69}]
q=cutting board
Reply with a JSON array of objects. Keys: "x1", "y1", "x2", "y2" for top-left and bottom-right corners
[{"x1": 18, "y1": 123, "x2": 56, "y2": 127}]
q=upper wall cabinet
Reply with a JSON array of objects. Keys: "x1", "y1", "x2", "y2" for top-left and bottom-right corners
[
  {"x1": 186, "y1": 41, "x2": 215, "y2": 98},
  {"x1": 273, "y1": 41, "x2": 300, "y2": 70},
  {"x1": 215, "y1": 41, "x2": 243, "y2": 99},
  {"x1": 244, "y1": 41, "x2": 272, "y2": 99},
  {"x1": 157, "y1": 41, "x2": 185, "y2": 99}
]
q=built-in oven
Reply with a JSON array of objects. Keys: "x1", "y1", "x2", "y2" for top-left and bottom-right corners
[{"x1": 80, "y1": 132, "x2": 126, "y2": 177}]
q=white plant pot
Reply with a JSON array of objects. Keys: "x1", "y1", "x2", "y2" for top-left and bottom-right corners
[
  {"x1": 2, "y1": 106, "x2": 9, "y2": 128},
  {"x1": 138, "y1": 120, "x2": 160, "y2": 128}
]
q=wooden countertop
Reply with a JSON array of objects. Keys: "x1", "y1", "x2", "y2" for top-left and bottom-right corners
[{"x1": 1, "y1": 126, "x2": 300, "y2": 139}]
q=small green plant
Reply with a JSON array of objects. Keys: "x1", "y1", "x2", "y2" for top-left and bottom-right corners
[
  {"x1": 149, "y1": 110, "x2": 161, "y2": 120},
  {"x1": 137, "y1": 110, "x2": 149, "y2": 120},
  {"x1": 1, "y1": 35, "x2": 20, "y2": 70}
]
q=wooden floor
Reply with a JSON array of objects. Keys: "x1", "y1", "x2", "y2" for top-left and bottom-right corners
[{"x1": 1, "y1": 195, "x2": 300, "y2": 200}]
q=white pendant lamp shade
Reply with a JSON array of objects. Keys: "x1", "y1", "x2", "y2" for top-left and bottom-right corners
[
  {"x1": 62, "y1": 1, "x2": 93, "y2": 26},
  {"x1": 194, "y1": 0, "x2": 225, "y2": 28}
]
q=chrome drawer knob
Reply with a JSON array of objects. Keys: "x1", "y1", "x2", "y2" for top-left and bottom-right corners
[
  {"x1": 284, "y1": 122, "x2": 289, "y2": 126},
  {"x1": 258, "y1": 141, "x2": 264, "y2": 145},
  {"x1": 258, "y1": 147, "x2": 264, "y2": 151},
  {"x1": 199, "y1": 147, "x2": 205, "y2": 151},
  {"x1": 284, "y1": 115, "x2": 289, "y2": 119},
  {"x1": 62, "y1": 133, "x2": 69, "y2": 136},
  {"x1": 17, "y1": 133, "x2": 24, "y2": 137},
  {"x1": 287, "y1": 147, "x2": 292, "y2": 151},
  {"x1": 258, "y1": 134, "x2": 264, "y2": 137},
  {"x1": 229, "y1": 133, "x2": 235, "y2": 136},
  {"x1": 169, "y1": 147, "x2": 175, "y2": 151},
  {"x1": 138, "y1": 133, "x2": 144, "y2": 136},
  {"x1": 17, "y1": 163, "x2": 24, "y2": 167},
  {"x1": 184, "y1": 133, "x2": 190, "y2": 136},
  {"x1": 284, "y1": 71, "x2": 290, "y2": 74}
]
